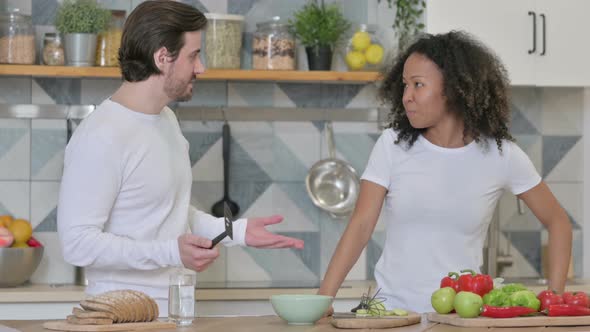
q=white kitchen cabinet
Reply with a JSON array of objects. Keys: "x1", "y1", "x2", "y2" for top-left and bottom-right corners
[{"x1": 426, "y1": 0, "x2": 590, "y2": 87}]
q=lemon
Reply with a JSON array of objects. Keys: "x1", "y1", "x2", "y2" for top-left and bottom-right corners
[
  {"x1": 345, "y1": 51, "x2": 366, "y2": 71},
  {"x1": 365, "y1": 44, "x2": 384, "y2": 65},
  {"x1": 11, "y1": 242, "x2": 28, "y2": 248},
  {"x1": 0, "y1": 215, "x2": 13, "y2": 228},
  {"x1": 351, "y1": 31, "x2": 371, "y2": 51},
  {"x1": 8, "y1": 219, "x2": 32, "y2": 244}
]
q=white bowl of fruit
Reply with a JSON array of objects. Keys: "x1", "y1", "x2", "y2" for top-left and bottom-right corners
[{"x1": 0, "y1": 215, "x2": 44, "y2": 287}]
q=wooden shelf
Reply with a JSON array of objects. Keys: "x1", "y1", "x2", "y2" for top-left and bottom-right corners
[{"x1": 0, "y1": 65, "x2": 380, "y2": 82}]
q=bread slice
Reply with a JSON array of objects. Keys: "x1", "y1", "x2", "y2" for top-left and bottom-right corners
[
  {"x1": 67, "y1": 315, "x2": 113, "y2": 325},
  {"x1": 80, "y1": 299, "x2": 121, "y2": 323},
  {"x1": 72, "y1": 307, "x2": 116, "y2": 321}
]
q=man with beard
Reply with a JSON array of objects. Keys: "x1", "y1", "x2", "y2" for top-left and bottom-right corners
[{"x1": 57, "y1": 0, "x2": 304, "y2": 313}]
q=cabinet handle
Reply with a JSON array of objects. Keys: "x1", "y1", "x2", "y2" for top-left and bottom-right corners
[
  {"x1": 540, "y1": 13, "x2": 546, "y2": 55},
  {"x1": 528, "y1": 11, "x2": 536, "y2": 54}
]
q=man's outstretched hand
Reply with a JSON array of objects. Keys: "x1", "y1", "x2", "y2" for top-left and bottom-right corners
[{"x1": 245, "y1": 215, "x2": 304, "y2": 249}]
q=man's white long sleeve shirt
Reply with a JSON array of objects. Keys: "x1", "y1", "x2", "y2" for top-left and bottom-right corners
[{"x1": 57, "y1": 99, "x2": 246, "y2": 300}]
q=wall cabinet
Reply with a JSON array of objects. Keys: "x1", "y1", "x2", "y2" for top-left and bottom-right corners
[{"x1": 426, "y1": 0, "x2": 590, "y2": 87}]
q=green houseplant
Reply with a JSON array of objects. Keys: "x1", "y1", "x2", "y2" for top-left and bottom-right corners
[
  {"x1": 289, "y1": 0, "x2": 350, "y2": 70},
  {"x1": 379, "y1": 0, "x2": 425, "y2": 52},
  {"x1": 55, "y1": 0, "x2": 111, "y2": 66}
]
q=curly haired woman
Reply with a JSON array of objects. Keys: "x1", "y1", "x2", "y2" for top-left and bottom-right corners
[{"x1": 318, "y1": 31, "x2": 572, "y2": 313}]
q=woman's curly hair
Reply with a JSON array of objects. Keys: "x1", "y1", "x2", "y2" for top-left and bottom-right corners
[{"x1": 378, "y1": 31, "x2": 514, "y2": 151}]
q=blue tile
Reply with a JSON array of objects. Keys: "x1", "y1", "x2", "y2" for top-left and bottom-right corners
[
  {"x1": 183, "y1": 131, "x2": 222, "y2": 166},
  {"x1": 32, "y1": 0, "x2": 58, "y2": 25},
  {"x1": 0, "y1": 128, "x2": 27, "y2": 161},
  {"x1": 271, "y1": 137, "x2": 308, "y2": 181},
  {"x1": 34, "y1": 207, "x2": 57, "y2": 232},
  {"x1": 242, "y1": 245, "x2": 318, "y2": 281},
  {"x1": 228, "y1": 0, "x2": 255, "y2": 15},
  {"x1": 277, "y1": 83, "x2": 322, "y2": 108},
  {"x1": 31, "y1": 128, "x2": 66, "y2": 177},
  {"x1": 503, "y1": 230, "x2": 542, "y2": 275},
  {"x1": 320, "y1": 85, "x2": 364, "y2": 108},
  {"x1": 542, "y1": 136, "x2": 581, "y2": 177},
  {"x1": 183, "y1": 82, "x2": 227, "y2": 107},
  {"x1": 279, "y1": 231, "x2": 320, "y2": 277},
  {"x1": 510, "y1": 106, "x2": 539, "y2": 135},
  {"x1": 230, "y1": 139, "x2": 272, "y2": 182},
  {"x1": 0, "y1": 78, "x2": 32, "y2": 104},
  {"x1": 179, "y1": 0, "x2": 208, "y2": 12},
  {"x1": 276, "y1": 182, "x2": 319, "y2": 227},
  {"x1": 229, "y1": 82, "x2": 274, "y2": 107},
  {"x1": 227, "y1": 181, "x2": 271, "y2": 219},
  {"x1": 334, "y1": 133, "x2": 376, "y2": 175},
  {"x1": 34, "y1": 78, "x2": 81, "y2": 104}
]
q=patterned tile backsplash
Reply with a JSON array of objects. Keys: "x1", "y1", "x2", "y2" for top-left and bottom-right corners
[{"x1": 0, "y1": 0, "x2": 585, "y2": 284}]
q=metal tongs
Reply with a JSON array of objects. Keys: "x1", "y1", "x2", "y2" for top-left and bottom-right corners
[{"x1": 209, "y1": 201, "x2": 234, "y2": 249}]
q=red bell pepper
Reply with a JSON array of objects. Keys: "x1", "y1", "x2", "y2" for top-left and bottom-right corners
[
  {"x1": 537, "y1": 290, "x2": 564, "y2": 311},
  {"x1": 546, "y1": 304, "x2": 590, "y2": 316},
  {"x1": 458, "y1": 269, "x2": 494, "y2": 297},
  {"x1": 481, "y1": 305, "x2": 537, "y2": 318},
  {"x1": 562, "y1": 291, "x2": 590, "y2": 308},
  {"x1": 440, "y1": 272, "x2": 460, "y2": 292}
]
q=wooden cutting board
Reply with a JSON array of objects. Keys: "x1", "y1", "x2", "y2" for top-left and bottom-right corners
[
  {"x1": 42, "y1": 320, "x2": 177, "y2": 331},
  {"x1": 428, "y1": 312, "x2": 590, "y2": 327},
  {"x1": 331, "y1": 312, "x2": 421, "y2": 329}
]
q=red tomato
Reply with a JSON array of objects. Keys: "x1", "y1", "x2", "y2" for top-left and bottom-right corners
[
  {"x1": 562, "y1": 292, "x2": 590, "y2": 308},
  {"x1": 537, "y1": 290, "x2": 564, "y2": 311}
]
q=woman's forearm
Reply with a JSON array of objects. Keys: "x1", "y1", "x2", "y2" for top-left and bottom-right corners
[
  {"x1": 547, "y1": 216, "x2": 572, "y2": 293},
  {"x1": 319, "y1": 218, "x2": 375, "y2": 297}
]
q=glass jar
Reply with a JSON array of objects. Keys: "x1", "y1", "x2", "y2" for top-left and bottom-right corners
[
  {"x1": 42, "y1": 33, "x2": 65, "y2": 66},
  {"x1": 204, "y1": 13, "x2": 244, "y2": 69},
  {"x1": 343, "y1": 24, "x2": 385, "y2": 71},
  {"x1": 0, "y1": 9, "x2": 36, "y2": 64},
  {"x1": 96, "y1": 10, "x2": 125, "y2": 67},
  {"x1": 252, "y1": 16, "x2": 295, "y2": 70}
]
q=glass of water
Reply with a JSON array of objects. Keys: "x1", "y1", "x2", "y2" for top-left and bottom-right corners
[{"x1": 168, "y1": 272, "x2": 196, "y2": 326}]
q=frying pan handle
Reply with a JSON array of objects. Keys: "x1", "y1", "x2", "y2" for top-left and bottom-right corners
[
  {"x1": 326, "y1": 122, "x2": 336, "y2": 159},
  {"x1": 222, "y1": 122, "x2": 230, "y2": 198}
]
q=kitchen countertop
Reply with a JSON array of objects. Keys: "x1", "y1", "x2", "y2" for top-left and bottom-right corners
[
  {"x1": 2, "y1": 279, "x2": 589, "y2": 303},
  {"x1": 0, "y1": 281, "x2": 374, "y2": 303},
  {"x1": 4, "y1": 316, "x2": 590, "y2": 332}
]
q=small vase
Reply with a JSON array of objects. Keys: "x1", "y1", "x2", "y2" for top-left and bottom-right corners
[{"x1": 306, "y1": 45, "x2": 332, "y2": 71}]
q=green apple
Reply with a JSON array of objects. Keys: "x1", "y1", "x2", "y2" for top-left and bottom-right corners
[
  {"x1": 453, "y1": 291, "x2": 483, "y2": 318},
  {"x1": 431, "y1": 287, "x2": 456, "y2": 314}
]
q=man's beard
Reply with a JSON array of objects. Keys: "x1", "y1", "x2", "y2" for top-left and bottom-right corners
[{"x1": 164, "y1": 72, "x2": 194, "y2": 102}]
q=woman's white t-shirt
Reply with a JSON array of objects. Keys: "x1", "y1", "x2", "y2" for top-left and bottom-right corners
[{"x1": 361, "y1": 129, "x2": 541, "y2": 313}]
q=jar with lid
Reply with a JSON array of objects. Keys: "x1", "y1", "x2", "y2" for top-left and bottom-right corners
[
  {"x1": 252, "y1": 16, "x2": 295, "y2": 70},
  {"x1": 42, "y1": 33, "x2": 65, "y2": 66},
  {"x1": 0, "y1": 9, "x2": 36, "y2": 64},
  {"x1": 96, "y1": 10, "x2": 125, "y2": 67},
  {"x1": 204, "y1": 13, "x2": 244, "y2": 69},
  {"x1": 343, "y1": 24, "x2": 385, "y2": 71}
]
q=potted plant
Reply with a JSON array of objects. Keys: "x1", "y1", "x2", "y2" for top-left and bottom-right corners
[
  {"x1": 290, "y1": 0, "x2": 350, "y2": 71},
  {"x1": 55, "y1": 0, "x2": 111, "y2": 66},
  {"x1": 378, "y1": 0, "x2": 425, "y2": 52}
]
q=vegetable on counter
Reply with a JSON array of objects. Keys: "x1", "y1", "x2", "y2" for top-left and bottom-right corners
[
  {"x1": 546, "y1": 304, "x2": 590, "y2": 316},
  {"x1": 440, "y1": 272, "x2": 460, "y2": 292},
  {"x1": 480, "y1": 305, "x2": 538, "y2": 318},
  {"x1": 483, "y1": 289, "x2": 509, "y2": 307},
  {"x1": 537, "y1": 290, "x2": 564, "y2": 311},
  {"x1": 457, "y1": 269, "x2": 494, "y2": 297},
  {"x1": 507, "y1": 290, "x2": 541, "y2": 311},
  {"x1": 562, "y1": 291, "x2": 590, "y2": 308}
]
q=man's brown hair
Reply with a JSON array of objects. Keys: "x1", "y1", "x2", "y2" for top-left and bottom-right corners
[{"x1": 118, "y1": 0, "x2": 207, "y2": 82}]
